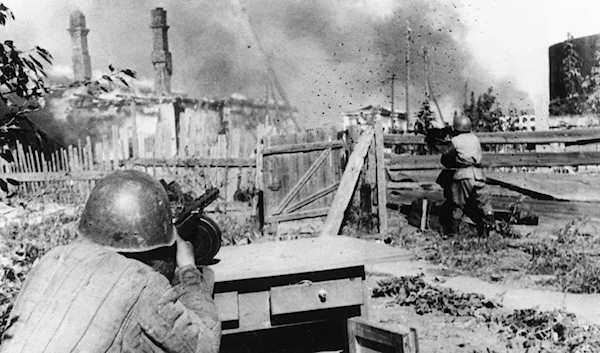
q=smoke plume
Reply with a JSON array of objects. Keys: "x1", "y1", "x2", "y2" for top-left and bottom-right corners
[{"x1": 3, "y1": 0, "x2": 532, "y2": 131}]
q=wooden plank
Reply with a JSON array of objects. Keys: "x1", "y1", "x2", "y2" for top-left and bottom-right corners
[
  {"x1": 486, "y1": 172, "x2": 600, "y2": 202},
  {"x1": 238, "y1": 291, "x2": 270, "y2": 331},
  {"x1": 15, "y1": 142, "x2": 25, "y2": 173},
  {"x1": 347, "y1": 317, "x2": 419, "y2": 353},
  {"x1": 263, "y1": 134, "x2": 287, "y2": 218},
  {"x1": 253, "y1": 134, "x2": 264, "y2": 218},
  {"x1": 265, "y1": 207, "x2": 330, "y2": 223},
  {"x1": 285, "y1": 182, "x2": 340, "y2": 214},
  {"x1": 282, "y1": 132, "x2": 299, "y2": 211},
  {"x1": 262, "y1": 140, "x2": 344, "y2": 155},
  {"x1": 317, "y1": 129, "x2": 332, "y2": 209},
  {"x1": 217, "y1": 134, "x2": 227, "y2": 191},
  {"x1": 321, "y1": 126, "x2": 374, "y2": 236},
  {"x1": 272, "y1": 149, "x2": 330, "y2": 216},
  {"x1": 86, "y1": 136, "x2": 93, "y2": 171},
  {"x1": 386, "y1": 151, "x2": 600, "y2": 170},
  {"x1": 213, "y1": 235, "x2": 412, "y2": 283},
  {"x1": 375, "y1": 121, "x2": 388, "y2": 233},
  {"x1": 123, "y1": 157, "x2": 256, "y2": 168},
  {"x1": 387, "y1": 189, "x2": 600, "y2": 219},
  {"x1": 270, "y1": 278, "x2": 363, "y2": 315},
  {"x1": 328, "y1": 127, "x2": 343, "y2": 207},
  {"x1": 0, "y1": 171, "x2": 112, "y2": 182},
  {"x1": 112, "y1": 125, "x2": 119, "y2": 168},
  {"x1": 226, "y1": 128, "x2": 241, "y2": 202},
  {"x1": 77, "y1": 139, "x2": 84, "y2": 170},
  {"x1": 26, "y1": 146, "x2": 38, "y2": 191},
  {"x1": 384, "y1": 128, "x2": 600, "y2": 146},
  {"x1": 295, "y1": 131, "x2": 309, "y2": 209}
]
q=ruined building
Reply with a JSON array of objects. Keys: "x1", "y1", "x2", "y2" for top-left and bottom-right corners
[{"x1": 58, "y1": 7, "x2": 298, "y2": 161}]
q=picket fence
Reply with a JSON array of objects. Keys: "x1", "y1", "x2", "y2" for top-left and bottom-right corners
[{"x1": 1, "y1": 126, "x2": 260, "y2": 203}]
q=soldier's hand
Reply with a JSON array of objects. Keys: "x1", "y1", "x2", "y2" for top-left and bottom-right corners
[
  {"x1": 198, "y1": 266, "x2": 215, "y2": 293},
  {"x1": 175, "y1": 231, "x2": 196, "y2": 269}
]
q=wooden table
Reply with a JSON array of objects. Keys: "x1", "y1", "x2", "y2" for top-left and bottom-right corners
[{"x1": 211, "y1": 235, "x2": 411, "y2": 351}]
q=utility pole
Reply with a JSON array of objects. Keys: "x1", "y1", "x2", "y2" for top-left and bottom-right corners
[
  {"x1": 405, "y1": 20, "x2": 412, "y2": 131},
  {"x1": 423, "y1": 47, "x2": 429, "y2": 99},
  {"x1": 391, "y1": 73, "x2": 395, "y2": 116}
]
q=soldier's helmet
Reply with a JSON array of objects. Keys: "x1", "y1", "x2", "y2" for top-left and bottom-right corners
[
  {"x1": 78, "y1": 170, "x2": 175, "y2": 252},
  {"x1": 453, "y1": 115, "x2": 472, "y2": 132}
]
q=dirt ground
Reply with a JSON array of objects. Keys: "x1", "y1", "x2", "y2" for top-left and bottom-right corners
[
  {"x1": 3, "y1": 196, "x2": 600, "y2": 352},
  {"x1": 359, "y1": 203, "x2": 600, "y2": 353}
]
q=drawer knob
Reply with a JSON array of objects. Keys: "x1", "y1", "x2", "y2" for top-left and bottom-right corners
[{"x1": 318, "y1": 289, "x2": 328, "y2": 302}]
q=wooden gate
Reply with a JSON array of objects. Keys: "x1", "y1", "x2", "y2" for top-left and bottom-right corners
[{"x1": 262, "y1": 128, "x2": 343, "y2": 227}]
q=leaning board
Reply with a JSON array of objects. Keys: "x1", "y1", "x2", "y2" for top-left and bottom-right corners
[
  {"x1": 212, "y1": 235, "x2": 412, "y2": 282},
  {"x1": 486, "y1": 172, "x2": 600, "y2": 202}
]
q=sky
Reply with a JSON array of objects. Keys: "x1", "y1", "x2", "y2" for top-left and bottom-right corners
[{"x1": 1, "y1": 0, "x2": 599, "y2": 129}]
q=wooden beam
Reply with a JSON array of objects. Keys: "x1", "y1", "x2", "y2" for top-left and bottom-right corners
[
  {"x1": 0, "y1": 171, "x2": 110, "y2": 182},
  {"x1": 272, "y1": 149, "x2": 330, "y2": 216},
  {"x1": 123, "y1": 157, "x2": 256, "y2": 168},
  {"x1": 265, "y1": 207, "x2": 329, "y2": 223},
  {"x1": 285, "y1": 182, "x2": 340, "y2": 214},
  {"x1": 262, "y1": 140, "x2": 344, "y2": 156},
  {"x1": 375, "y1": 122, "x2": 388, "y2": 233},
  {"x1": 386, "y1": 151, "x2": 600, "y2": 170},
  {"x1": 388, "y1": 189, "x2": 600, "y2": 219},
  {"x1": 384, "y1": 128, "x2": 600, "y2": 146},
  {"x1": 321, "y1": 126, "x2": 374, "y2": 236}
]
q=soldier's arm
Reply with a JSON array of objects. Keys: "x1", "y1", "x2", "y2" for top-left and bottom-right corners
[
  {"x1": 137, "y1": 235, "x2": 221, "y2": 353},
  {"x1": 137, "y1": 267, "x2": 221, "y2": 353}
]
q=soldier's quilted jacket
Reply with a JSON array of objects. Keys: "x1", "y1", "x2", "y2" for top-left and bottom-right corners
[{"x1": 0, "y1": 242, "x2": 221, "y2": 353}]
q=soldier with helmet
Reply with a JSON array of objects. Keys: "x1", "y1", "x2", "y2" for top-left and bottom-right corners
[
  {"x1": 432, "y1": 115, "x2": 495, "y2": 237},
  {"x1": 0, "y1": 170, "x2": 221, "y2": 353}
]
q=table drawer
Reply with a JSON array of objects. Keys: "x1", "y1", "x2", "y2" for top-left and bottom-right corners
[
  {"x1": 270, "y1": 278, "x2": 364, "y2": 315},
  {"x1": 215, "y1": 291, "x2": 239, "y2": 322}
]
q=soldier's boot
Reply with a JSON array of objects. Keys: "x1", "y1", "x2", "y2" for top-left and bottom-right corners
[
  {"x1": 478, "y1": 212, "x2": 496, "y2": 237},
  {"x1": 443, "y1": 217, "x2": 462, "y2": 239}
]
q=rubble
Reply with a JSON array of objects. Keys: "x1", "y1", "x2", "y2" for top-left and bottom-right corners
[{"x1": 373, "y1": 275, "x2": 500, "y2": 317}]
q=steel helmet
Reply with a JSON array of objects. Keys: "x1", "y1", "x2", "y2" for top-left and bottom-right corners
[
  {"x1": 453, "y1": 115, "x2": 472, "y2": 132},
  {"x1": 78, "y1": 170, "x2": 175, "y2": 252}
]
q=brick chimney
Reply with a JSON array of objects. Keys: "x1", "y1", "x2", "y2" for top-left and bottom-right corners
[
  {"x1": 151, "y1": 8, "x2": 172, "y2": 95},
  {"x1": 68, "y1": 10, "x2": 92, "y2": 81}
]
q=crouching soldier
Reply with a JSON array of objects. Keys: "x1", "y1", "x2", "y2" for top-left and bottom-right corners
[
  {"x1": 0, "y1": 170, "x2": 221, "y2": 353},
  {"x1": 433, "y1": 115, "x2": 495, "y2": 237}
]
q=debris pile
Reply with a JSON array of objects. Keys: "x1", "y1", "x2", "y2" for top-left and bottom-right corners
[
  {"x1": 372, "y1": 275, "x2": 499, "y2": 317},
  {"x1": 373, "y1": 276, "x2": 600, "y2": 352},
  {"x1": 498, "y1": 309, "x2": 600, "y2": 352}
]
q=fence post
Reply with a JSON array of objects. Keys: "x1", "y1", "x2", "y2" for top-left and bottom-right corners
[{"x1": 375, "y1": 121, "x2": 388, "y2": 233}]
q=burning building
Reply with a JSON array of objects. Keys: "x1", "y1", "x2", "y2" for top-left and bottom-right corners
[{"x1": 53, "y1": 7, "x2": 298, "y2": 161}]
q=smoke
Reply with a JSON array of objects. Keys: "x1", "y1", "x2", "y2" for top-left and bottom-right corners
[{"x1": 2, "y1": 0, "x2": 535, "y2": 131}]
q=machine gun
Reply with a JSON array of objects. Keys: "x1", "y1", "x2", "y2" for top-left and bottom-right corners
[
  {"x1": 163, "y1": 183, "x2": 222, "y2": 264},
  {"x1": 414, "y1": 120, "x2": 453, "y2": 154}
]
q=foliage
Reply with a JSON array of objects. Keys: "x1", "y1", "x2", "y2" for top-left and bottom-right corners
[
  {"x1": 463, "y1": 87, "x2": 506, "y2": 132},
  {"x1": 550, "y1": 34, "x2": 600, "y2": 117},
  {"x1": 0, "y1": 211, "x2": 80, "y2": 338},
  {"x1": 373, "y1": 275, "x2": 600, "y2": 352},
  {"x1": 0, "y1": 3, "x2": 136, "y2": 194},
  {"x1": 582, "y1": 40, "x2": 600, "y2": 116},
  {"x1": 527, "y1": 218, "x2": 600, "y2": 294},
  {"x1": 564, "y1": 33, "x2": 584, "y2": 100}
]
